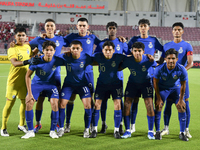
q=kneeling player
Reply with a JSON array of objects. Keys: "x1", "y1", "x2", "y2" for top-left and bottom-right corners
[
  {"x1": 57, "y1": 40, "x2": 93, "y2": 138},
  {"x1": 21, "y1": 41, "x2": 62, "y2": 139},
  {"x1": 121, "y1": 42, "x2": 157, "y2": 139},
  {"x1": 90, "y1": 41, "x2": 125, "y2": 139},
  {"x1": 154, "y1": 48, "x2": 188, "y2": 141}
]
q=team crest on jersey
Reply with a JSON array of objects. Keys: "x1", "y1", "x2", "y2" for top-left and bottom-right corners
[
  {"x1": 95, "y1": 94, "x2": 99, "y2": 98},
  {"x1": 52, "y1": 65, "x2": 56, "y2": 71},
  {"x1": 80, "y1": 62, "x2": 84, "y2": 68},
  {"x1": 142, "y1": 66, "x2": 146, "y2": 72},
  {"x1": 116, "y1": 44, "x2": 120, "y2": 51},
  {"x1": 56, "y1": 40, "x2": 60, "y2": 47},
  {"x1": 148, "y1": 42, "x2": 153, "y2": 48},
  {"x1": 178, "y1": 47, "x2": 183, "y2": 53},
  {"x1": 86, "y1": 38, "x2": 91, "y2": 44},
  {"x1": 27, "y1": 48, "x2": 29, "y2": 54},
  {"x1": 173, "y1": 75, "x2": 178, "y2": 79},
  {"x1": 111, "y1": 61, "x2": 116, "y2": 67},
  {"x1": 162, "y1": 76, "x2": 167, "y2": 80}
]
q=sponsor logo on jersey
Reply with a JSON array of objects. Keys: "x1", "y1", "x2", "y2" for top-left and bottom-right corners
[
  {"x1": 56, "y1": 40, "x2": 60, "y2": 47},
  {"x1": 86, "y1": 38, "x2": 91, "y2": 44},
  {"x1": 162, "y1": 76, "x2": 167, "y2": 80},
  {"x1": 142, "y1": 65, "x2": 146, "y2": 71},
  {"x1": 173, "y1": 75, "x2": 178, "y2": 79},
  {"x1": 52, "y1": 65, "x2": 56, "y2": 71},
  {"x1": 148, "y1": 42, "x2": 153, "y2": 48},
  {"x1": 80, "y1": 62, "x2": 84, "y2": 68},
  {"x1": 126, "y1": 91, "x2": 129, "y2": 95},
  {"x1": 12, "y1": 95, "x2": 16, "y2": 99},
  {"x1": 178, "y1": 47, "x2": 183, "y2": 53},
  {"x1": 116, "y1": 44, "x2": 120, "y2": 51},
  {"x1": 27, "y1": 48, "x2": 29, "y2": 54},
  {"x1": 111, "y1": 61, "x2": 116, "y2": 67}
]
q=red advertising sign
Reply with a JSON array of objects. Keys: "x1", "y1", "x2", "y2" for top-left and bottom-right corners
[{"x1": 193, "y1": 61, "x2": 200, "y2": 68}]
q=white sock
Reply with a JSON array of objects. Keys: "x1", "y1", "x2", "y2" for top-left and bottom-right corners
[
  {"x1": 120, "y1": 121, "x2": 123, "y2": 125},
  {"x1": 93, "y1": 126, "x2": 97, "y2": 132},
  {"x1": 114, "y1": 128, "x2": 119, "y2": 133},
  {"x1": 131, "y1": 124, "x2": 135, "y2": 129},
  {"x1": 102, "y1": 121, "x2": 106, "y2": 125},
  {"x1": 85, "y1": 128, "x2": 89, "y2": 132},
  {"x1": 164, "y1": 125, "x2": 169, "y2": 130}
]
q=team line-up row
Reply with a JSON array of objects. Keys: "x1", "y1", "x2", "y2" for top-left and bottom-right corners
[{"x1": 1, "y1": 18, "x2": 193, "y2": 142}]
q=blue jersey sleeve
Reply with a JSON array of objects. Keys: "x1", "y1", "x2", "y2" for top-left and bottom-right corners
[
  {"x1": 161, "y1": 44, "x2": 168, "y2": 58},
  {"x1": 29, "y1": 64, "x2": 36, "y2": 71},
  {"x1": 29, "y1": 36, "x2": 39, "y2": 48},
  {"x1": 54, "y1": 54, "x2": 65, "y2": 66},
  {"x1": 120, "y1": 56, "x2": 129, "y2": 69},
  {"x1": 128, "y1": 37, "x2": 135, "y2": 51},
  {"x1": 180, "y1": 67, "x2": 188, "y2": 81},
  {"x1": 122, "y1": 42, "x2": 129, "y2": 55},
  {"x1": 63, "y1": 34, "x2": 71, "y2": 47},
  {"x1": 153, "y1": 66, "x2": 161, "y2": 79},
  {"x1": 86, "y1": 54, "x2": 94, "y2": 65},
  {"x1": 187, "y1": 43, "x2": 193, "y2": 53},
  {"x1": 93, "y1": 34, "x2": 101, "y2": 45},
  {"x1": 155, "y1": 38, "x2": 163, "y2": 52},
  {"x1": 94, "y1": 44, "x2": 102, "y2": 53}
]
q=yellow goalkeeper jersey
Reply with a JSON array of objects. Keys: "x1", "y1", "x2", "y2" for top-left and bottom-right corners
[{"x1": 7, "y1": 44, "x2": 32, "y2": 87}]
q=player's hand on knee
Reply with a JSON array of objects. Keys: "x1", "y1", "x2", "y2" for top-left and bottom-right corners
[
  {"x1": 176, "y1": 100, "x2": 186, "y2": 112},
  {"x1": 25, "y1": 94, "x2": 35, "y2": 104},
  {"x1": 155, "y1": 99, "x2": 163, "y2": 110}
]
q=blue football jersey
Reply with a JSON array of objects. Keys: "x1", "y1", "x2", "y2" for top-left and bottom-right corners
[
  {"x1": 128, "y1": 36, "x2": 163, "y2": 56},
  {"x1": 63, "y1": 33, "x2": 101, "y2": 73},
  {"x1": 161, "y1": 40, "x2": 193, "y2": 67},
  {"x1": 154, "y1": 63, "x2": 188, "y2": 89},
  {"x1": 121, "y1": 55, "x2": 157, "y2": 84},
  {"x1": 94, "y1": 38, "x2": 129, "y2": 81},
  {"x1": 29, "y1": 55, "x2": 64, "y2": 85},
  {"x1": 93, "y1": 53, "x2": 126, "y2": 85},
  {"x1": 59, "y1": 53, "x2": 93, "y2": 86},
  {"x1": 29, "y1": 36, "x2": 65, "y2": 56}
]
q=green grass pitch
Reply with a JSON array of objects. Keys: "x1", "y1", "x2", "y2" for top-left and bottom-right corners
[{"x1": 0, "y1": 64, "x2": 199, "y2": 150}]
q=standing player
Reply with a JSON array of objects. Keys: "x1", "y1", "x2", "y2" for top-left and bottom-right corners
[
  {"x1": 57, "y1": 40, "x2": 93, "y2": 138},
  {"x1": 21, "y1": 41, "x2": 62, "y2": 139},
  {"x1": 63, "y1": 17, "x2": 101, "y2": 133},
  {"x1": 154, "y1": 48, "x2": 188, "y2": 141},
  {"x1": 1, "y1": 27, "x2": 37, "y2": 136},
  {"x1": 90, "y1": 41, "x2": 125, "y2": 139},
  {"x1": 29, "y1": 18, "x2": 66, "y2": 133},
  {"x1": 120, "y1": 42, "x2": 157, "y2": 139},
  {"x1": 159, "y1": 22, "x2": 193, "y2": 138},
  {"x1": 94, "y1": 21, "x2": 129, "y2": 134},
  {"x1": 127, "y1": 18, "x2": 163, "y2": 133}
]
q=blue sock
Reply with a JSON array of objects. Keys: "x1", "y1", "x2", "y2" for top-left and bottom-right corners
[
  {"x1": 66, "y1": 104, "x2": 74, "y2": 124},
  {"x1": 147, "y1": 115, "x2": 155, "y2": 131},
  {"x1": 92, "y1": 109, "x2": 100, "y2": 126},
  {"x1": 164, "y1": 100, "x2": 173, "y2": 126},
  {"x1": 84, "y1": 109, "x2": 92, "y2": 128},
  {"x1": 131, "y1": 102, "x2": 138, "y2": 124},
  {"x1": 121, "y1": 99, "x2": 124, "y2": 122},
  {"x1": 114, "y1": 110, "x2": 122, "y2": 128},
  {"x1": 154, "y1": 110, "x2": 161, "y2": 131},
  {"x1": 185, "y1": 101, "x2": 190, "y2": 128},
  {"x1": 25, "y1": 110, "x2": 34, "y2": 130},
  {"x1": 59, "y1": 108, "x2": 65, "y2": 128},
  {"x1": 124, "y1": 116, "x2": 130, "y2": 130},
  {"x1": 178, "y1": 112, "x2": 186, "y2": 132},
  {"x1": 35, "y1": 110, "x2": 43, "y2": 123},
  {"x1": 50, "y1": 110, "x2": 59, "y2": 131},
  {"x1": 100, "y1": 99, "x2": 108, "y2": 122}
]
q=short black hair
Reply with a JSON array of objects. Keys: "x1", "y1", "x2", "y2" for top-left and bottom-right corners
[
  {"x1": 102, "y1": 41, "x2": 115, "y2": 49},
  {"x1": 106, "y1": 21, "x2": 118, "y2": 30},
  {"x1": 14, "y1": 27, "x2": 26, "y2": 34},
  {"x1": 172, "y1": 22, "x2": 184, "y2": 29},
  {"x1": 165, "y1": 48, "x2": 179, "y2": 58},
  {"x1": 77, "y1": 17, "x2": 88, "y2": 23},
  {"x1": 131, "y1": 42, "x2": 145, "y2": 50},
  {"x1": 45, "y1": 18, "x2": 55, "y2": 24},
  {"x1": 138, "y1": 18, "x2": 150, "y2": 26},
  {"x1": 70, "y1": 40, "x2": 82, "y2": 47},
  {"x1": 42, "y1": 41, "x2": 56, "y2": 50}
]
